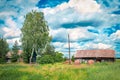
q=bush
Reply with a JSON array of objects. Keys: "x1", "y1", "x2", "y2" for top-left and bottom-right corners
[
  {"x1": 54, "y1": 52, "x2": 64, "y2": 62},
  {"x1": 0, "y1": 58, "x2": 6, "y2": 64},
  {"x1": 71, "y1": 55, "x2": 75, "y2": 62},
  {"x1": 22, "y1": 52, "x2": 31, "y2": 63},
  {"x1": 11, "y1": 53, "x2": 19, "y2": 62},
  {"x1": 37, "y1": 55, "x2": 54, "y2": 64},
  {"x1": 63, "y1": 57, "x2": 68, "y2": 61}
]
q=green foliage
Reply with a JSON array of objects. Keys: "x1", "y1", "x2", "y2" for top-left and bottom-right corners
[
  {"x1": 54, "y1": 52, "x2": 64, "y2": 62},
  {"x1": 0, "y1": 38, "x2": 9, "y2": 63},
  {"x1": 1, "y1": 62, "x2": 120, "y2": 80},
  {"x1": 43, "y1": 44, "x2": 55, "y2": 56},
  {"x1": 63, "y1": 57, "x2": 68, "y2": 61},
  {"x1": 22, "y1": 51, "x2": 31, "y2": 63},
  {"x1": 0, "y1": 57, "x2": 6, "y2": 64},
  {"x1": 12, "y1": 41, "x2": 19, "y2": 54},
  {"x1": 71, "y1": 55, "x2": 75, "y2": 62},
  {"x1": 37, "y1": 51, "x2": 64, "y2": 64},
  {"x1": 21, "y1": 10, "x2": 52, "y2": 63},
  {"x1": 11, "y1": 53, "x2": 19, "y2": 62},
  {"x1": 37, "y1": 55, "x2": 54, "y2": 64},
  {"x1": 11, "y1": 41, "x2": 20, "y2": 62}
]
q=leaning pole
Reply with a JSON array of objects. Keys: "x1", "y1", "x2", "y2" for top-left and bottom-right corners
[{"x1": 68, "y1": 34, "x2": 71, "y2": 64}]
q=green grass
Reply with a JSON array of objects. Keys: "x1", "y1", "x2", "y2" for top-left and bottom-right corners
[{"x1": 0, "y1": 61, "x2": 120, "y2": 80}]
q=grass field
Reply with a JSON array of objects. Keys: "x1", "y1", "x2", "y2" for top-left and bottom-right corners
[{"x1": 0, "y1": 60, "x2": 120, "y2": 80}]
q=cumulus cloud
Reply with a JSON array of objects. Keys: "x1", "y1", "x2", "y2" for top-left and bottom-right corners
[
  {"x1": 42, "y1": 0, "x2": 120, "y2": 30},
  {"x1": 96, "y1": 0, "x2": 120, "y2": 14},
  {"x1": 50, "y1": 28, "x2": 68, "y2": 42},
  {"x1": 69, "y1": 0, "x2": 101, "y2": 14},
  {"x1": 110, "y1": 30, "x2": 120, "y2": 54},
  {"x1": 43, "y1": 0, "x2": 101, "y2": 14},
  {"x1": 42, "y1": 0, "x2": 103, "y2": 29},
  {"x1": 0, "y1": 0, "x2": 39, "y2": 22},
  {"x1": 2, "y1": 18, "x2": 21, "y2": 39},
  {"x1": 50, "y1": 27, "x2": 98, "y2": 43},
  {"x1": 110, "y1": 30, "x2": 120, "y2": 40},
  {"x1": 84, "y1": 42, "x2": 112, "y2": 50},
  {"x1": 53, "y1": 42, "x2": 64, "y2": 48},
  {"x1": 6, "y1": 38, "x2": 21, "y2": 46},
  {"x1": 68, "y1": 27, "x2": 98, "y2": 41},
  {"x1": 0, "y1": 0, "x2": 39, "y2": 45},
  {"x1": 0, "y1": 11, "x2": 16, "y2": 17}
]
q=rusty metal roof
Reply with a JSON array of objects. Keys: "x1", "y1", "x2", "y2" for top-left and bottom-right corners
[{"x1": 75, "y1": 49, "x2": 115, "y2": 58}]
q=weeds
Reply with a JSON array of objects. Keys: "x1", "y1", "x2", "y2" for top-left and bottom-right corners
[{"x1": 0, "y1": 61, "x2": 120, "y2": 80}]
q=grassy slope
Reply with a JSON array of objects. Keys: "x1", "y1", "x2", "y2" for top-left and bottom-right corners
[{"x1": 0, "y1": 60, "x2": 120, "y2": 80}]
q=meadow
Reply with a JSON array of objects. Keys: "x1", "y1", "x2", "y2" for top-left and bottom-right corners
[{"x1": 0, "y1": 60, "x2": 120, "y2": 80}]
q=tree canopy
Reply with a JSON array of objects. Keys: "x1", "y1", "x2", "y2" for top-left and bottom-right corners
[
  {"x1": 0, "y1": 38, "x2": 9, "y2": 63},
  {"x1": 21, "y1": 11, "x2": 52, "y2": 63},
  {"x1": 11, "y1": 40, "x2": 20, "y2": 62},
  {"x1": 12, "y1": 41, "x2": 19, "y2": 54}
]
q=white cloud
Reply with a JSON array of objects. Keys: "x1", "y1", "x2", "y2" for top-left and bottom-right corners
[
  {"x1": 50, "y1": 28, "x2": 68, "y2": 41},
  {"x1": 63, "y1": 42, "x2": 81, "y2": 49},
  {"x1": 110, "y1": 30, "x2": 120, "y2": 40},
  {"x1": 42, "y1": 0, "x2": 104, "y2": 29},
  {"x1": 7, "y1": 38, "x2": 21, "y2": 46},
  {"x1": 50, "y1": 27, "x2": 98, "y2": 42},
  {"x1": 43, "y1": 0, "x2": 101, "y2": 15},
  {"x1": 51, "y1": 27, "x2": 100, "y2": 54},
  {"x1": 42, "y1": 2, "x2": 69, "y2": 15},
  {"x1": 97, "y1": 43, "x2": 112, "y2": 49},
  {"x1": 42, "y1": 0, "x2": 120, "y2": 31},
  {"x1": 0, "y1": 11, "x2": 16, "y2": 18},
  {"x1": 68, "y1": 27, "x2": 98, "y2": 41},
  {"x1": 84, "y1": 42, "x2": 112, "y2": 49},
  {"x1": 69, "y1": 0, "x2": 101, "y2": 14},
  {"x1": 2, "y1": 18, "x2": 21, "y2": 38},
  {"x1": 53, "y1": 42, "x2": 64, "y2": 48},
  {"x1": 6, "y1": 18, "x2": 17, "y2": 28}
]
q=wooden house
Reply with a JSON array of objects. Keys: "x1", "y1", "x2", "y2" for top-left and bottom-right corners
[
  {"x1": 6, "y1": 51, "x2": 12, "y2": 63},
  {"x1": 6, "y1": 50, "x2": 23, "y2": 63},
  {"x1": 74, "y1": 49, "x2": 115, "y2": 63}
]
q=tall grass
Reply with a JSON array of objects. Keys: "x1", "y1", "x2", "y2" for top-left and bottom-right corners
[{"x1": 0, "y1": 61, "x2": 120, "y2": 80}]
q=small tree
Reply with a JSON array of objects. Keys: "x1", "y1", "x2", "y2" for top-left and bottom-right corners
[
  {"x1": 63, "y1": 57, "x2": 68, "y2": 61},
  {"x1": 71, "y1": 55, "x2": 75, "y2": 62},
  {"x1": 11, "y1": 41, "x2": 20, "y2": 62},
  {"x1": 0, "y1": 38, "x2": 9, "y2": 63},
  {"x1": 37, "y1": 55, "x2": 54, "y2": 64},
  {"x1": 43, "y1": 44, "x2": 55, "y2": 56},
  {"x1": 54, "y1": 52, "x2": 64, "y2": 62}
]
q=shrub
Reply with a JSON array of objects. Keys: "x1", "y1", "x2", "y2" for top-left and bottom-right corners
[
  {"x1": 71, "y1": 55, "x2": 75, "y2": 62},
  {"x1": 54, "y1": 52, "x2": 64, "y2": 62},
  {"x1": 37, "y1": 55, "x2": 54, "y2": 64},
  {"x1": 11, "y1": 53, "x2": 19, "y2": 62},
  {"x1": 0, "y1": 58, "x2": 6, "y2": 64}
]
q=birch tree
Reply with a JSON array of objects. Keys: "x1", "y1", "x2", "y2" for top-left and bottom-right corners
[{"x1": 21, "y1": 11, "x2": 52, "y2": 63}]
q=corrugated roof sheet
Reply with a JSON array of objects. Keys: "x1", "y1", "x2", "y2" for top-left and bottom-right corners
[{"x1": 75, "y1": 49, "x2": 115, "y2": 58}]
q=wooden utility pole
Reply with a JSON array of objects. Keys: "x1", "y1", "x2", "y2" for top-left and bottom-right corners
[{"x1": 68, "y1": 34, "x2": 71, "y2": 64}]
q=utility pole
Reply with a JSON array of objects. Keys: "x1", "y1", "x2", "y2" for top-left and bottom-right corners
[{"x1": 68, "y1": 33, "x2": 71, "y2": 64}]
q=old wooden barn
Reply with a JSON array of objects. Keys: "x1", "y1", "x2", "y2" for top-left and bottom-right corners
[{"x1": 74, "y1": 49, "x2": 115, "y2": 63}]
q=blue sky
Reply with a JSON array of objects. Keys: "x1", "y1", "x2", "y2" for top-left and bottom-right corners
[{"x1": 0, "y1": 0, "x2": 120, "y2": 57}]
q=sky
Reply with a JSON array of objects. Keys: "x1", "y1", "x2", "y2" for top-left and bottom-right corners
[{"x1": 0, "y1": 0, "x2": 120, "y2": 57}]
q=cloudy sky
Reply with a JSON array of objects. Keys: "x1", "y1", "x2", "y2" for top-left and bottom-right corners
[{"x1": 0, "y1": 0, "x2": 120, "y2": 57}]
